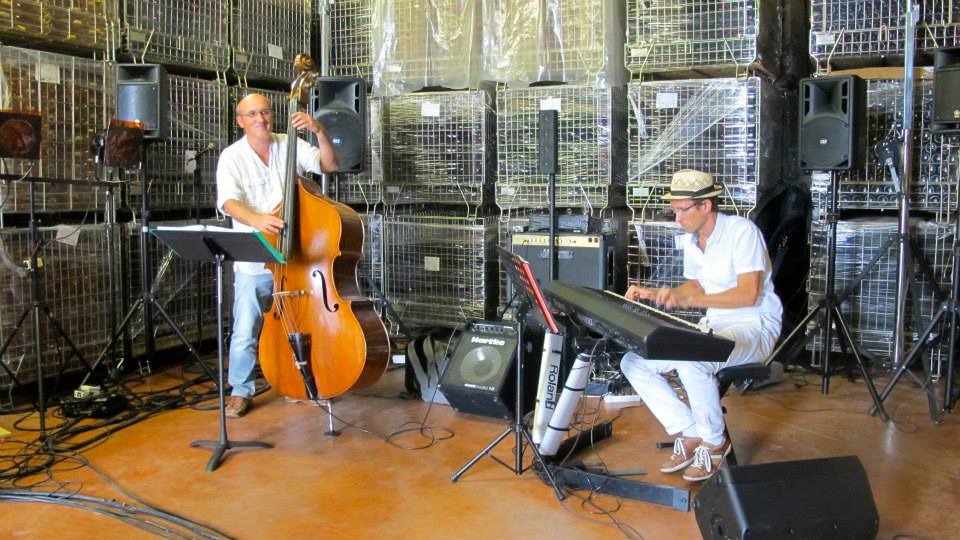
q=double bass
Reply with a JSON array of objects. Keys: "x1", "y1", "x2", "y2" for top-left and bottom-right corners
[{"x1": 258, "y1": 55, "x2": 389, "y2": 401}]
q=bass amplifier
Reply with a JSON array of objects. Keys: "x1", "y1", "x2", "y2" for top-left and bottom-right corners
[
  {"x1": 438, "y1": 321, "x2": 540, "y2": 419},
  {"x1": 510, "y1": 233, "x2": 615, "y2": 290}
]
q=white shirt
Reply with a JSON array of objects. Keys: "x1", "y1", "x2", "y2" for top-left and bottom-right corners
[
  {"x1": 682, "y1": 213, "x2": 782, "y2": 332},
  {"x1": 216, "y1": 133, "x2": 325, "y2": 275}
]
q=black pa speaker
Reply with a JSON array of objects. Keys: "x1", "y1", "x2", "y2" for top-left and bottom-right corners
[
  {"x1": 538, "y1": 109, "x2": 559, "y2": 174},
  {"x1": 439, "y1": 322, "x2": 539, "y2": 419},
  {"x1": 115, "y1": 64, "x2": 168, "y2": 141},
  {"x1": 308, "y1": 77, "x2": 365, "y2": 172},
  {"x1": 934, "y1": 47, "x2": 960, "y2": 133},
  {"x1": 799, "y1": 75, "x2": 867, "y2": 171},
  {"x1": 694, "y1": 456, "x2": 879, "y2": 540}
]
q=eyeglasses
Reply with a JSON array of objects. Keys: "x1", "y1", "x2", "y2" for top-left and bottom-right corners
[
  {"x1": 673, "y1": 202, "x2": 703, "y2": 214},
  {"x1": 238, "y1": 109, "x2": 273, "y2": 119}
]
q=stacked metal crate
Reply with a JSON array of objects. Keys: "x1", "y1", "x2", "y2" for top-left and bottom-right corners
[
  {"x1": 328, "y1": 0, "x2": 373, "y2": 84},
  {"x1": 371, "y1": 0, "x2": 482, "y2": 96},
  {"x1": 807, "y1": 218, "x2": 956, "y2": 376},
  {"x1": 125, "y1": 219, "x2": 220, "y2": 355},
  {"x1": 810, "y1": 0, "x2": 960, "y2": 69},
  {"x1": 0, "y1": 0, "x2": 119, "y2": 53},
  {"x1": 481, "y1": 0, "x2": 626, "y2": 87},
  {"x1": 381, "y1": 89, "x2": 495, "y2": 212},
  {"x1": 496, "y1": 85, "x2": 627, "y2": 212},
  {"x1": 626, "y1": 220, "x2": 704, "y2": 323},
  {"x1": 129, "y1": 75, "x2": 227, "y2": 211},
  {"x1": 123, "y1": 0, "x2": 230, "y2": 73},
  {"x1": 627, "y1": 77, "x2": 782, "y2": 215},
  {"x1": 809, "y1": 80, "x2": 957, "y2": 216},
  {"x1": 360, "y1": 213, "x2": 385, "y2": 304},
  {"x1": 625, "y1": 0, "x2": 782, "y2": 77},
  {"x1": 0, "y1": 224, "x2": 116, "y2": 387},
  {"x1": 383, "y1": 214, "x2": 498, "y2": 329},
  {"x1": 0, "y1": 47, "x2": 113, "y2": 214},
  {"x1": 232, "y1": 0, "x2": 310, "y2": 83}
]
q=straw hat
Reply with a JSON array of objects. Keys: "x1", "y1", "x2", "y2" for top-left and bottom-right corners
[{"x1": 662, "y1": 169, "x2": 723, "y2": 200}]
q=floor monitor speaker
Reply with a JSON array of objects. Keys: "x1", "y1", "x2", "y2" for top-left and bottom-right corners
[{"x1": 695, "y1": 456, "x2": 879, "y2": 540}]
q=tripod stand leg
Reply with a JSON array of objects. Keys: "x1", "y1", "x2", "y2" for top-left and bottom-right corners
[
  {"x1": 518, "y1": 424, "x2": 565, "y2": 501},
  {"x1": 833, "y1": 307, "x2": 888, "y2": 421},
  {"x1": 150, "y1": 297, "x2": 217, "y2": 383},
  {"x1": 451, "y1": 426, "x2": 513, "y2": 482}
]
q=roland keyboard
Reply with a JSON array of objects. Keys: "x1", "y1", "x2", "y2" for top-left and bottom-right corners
[{"x1": 542, "y1": 281, "x2": 735, "y2": 363}]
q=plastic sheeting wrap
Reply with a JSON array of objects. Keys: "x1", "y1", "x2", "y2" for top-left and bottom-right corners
[
  {"x1": 381, "y1": 88, "x2": 494, "y2": 210},
  {"x1": 383, "y1": 214, "x2": 498, "y2": 329},
  {"x1": 371, "y1": 0, "x2": 482, "y2": 96},
  {"x1": 0, "y1": 46, "x2": 112, "y2": 214},
  {"x1": 625, "y1": 0, "x2": 782, "y2": 76},
  {"x1": 0, "y1": 224, "x2": 116, "y2": 387},
  {"x1": 481, "y1": 0, "x2": 626, "y2": 88},
  {"x1": 809, "y1": 79, "x2": 959, "y2": 216},
  {"x1": 496, "y1": 85, "x2": 627, "y2": 211},
  {"x1": 811, "y1": 0, "x2": 960, "y2": 67},
  {"x1": 124, "y1": 0, "x2": 230, "y2": 72},
  {"x1": 329, "y1": 0, "x2": 374, "y2": 83},
  {"x1": 627, "y1": 77, "x2": 781, "y2": 215},
  {"x1": 0, "y1": 0, "x2": 118, "y2": 53},
  {"x1": 807, "y1": 217, "x2": 955, "y2": 377}
]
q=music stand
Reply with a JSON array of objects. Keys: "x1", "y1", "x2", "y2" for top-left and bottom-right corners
[
  {"x1": 451, "y1": 247, "x2": 564, "y2": 501},
  {"x1": 151, "y1": 225, "x2": 278, "y2": 472}
]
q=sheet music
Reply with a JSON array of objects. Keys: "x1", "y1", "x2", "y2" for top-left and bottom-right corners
[{"x1": 603, "y1": 290, "x2": 709, "y2": 333}]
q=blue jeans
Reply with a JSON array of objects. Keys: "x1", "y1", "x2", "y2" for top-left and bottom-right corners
[{"x1": 229, "y1": 272, "x2": 274, "y2": 398}]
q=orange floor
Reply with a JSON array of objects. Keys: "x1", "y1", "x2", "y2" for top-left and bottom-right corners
[{"x1": 2, "y1": 363, "x2": 959, "y2": 540}]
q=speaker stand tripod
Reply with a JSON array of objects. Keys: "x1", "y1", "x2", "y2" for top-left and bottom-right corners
[
  {"x1": 0, "y1": 177, "x2": 114, "y2": 440},
  {"x1": 763, "y1": 171, "x2": 889, "y2": 420},
  {"x1": 450, "y1": 299, "x2": 565, "y2": 501}
]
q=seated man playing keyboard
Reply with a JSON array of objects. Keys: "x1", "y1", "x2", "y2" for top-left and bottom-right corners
[{"x1": 622, "y1": 169, "x2": 782, "y2": 482}]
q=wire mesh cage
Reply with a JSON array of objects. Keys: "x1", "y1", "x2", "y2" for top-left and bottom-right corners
[
  {"x1": 328, "y1": 0, "x2": 373, "y2": 84},
  {"x1": 0, "y1": 224, "x2": 116, "y2": 387},
  {"x1": 810, "y1": 0, "x2": 960, "y2": 68},
  {"x1": 126, "y1": 218, "x2": 221, "y2": 355},
  {"x1": 359, "y1": 212, "x2": 384, "y2": 302},
  {"x1": 128, "y1": 75, "x2": 227, "y2": 212},
  {"x1": 627, "y1": 220, "x2": 703, "y2": 323},
  {"x1": 381, "y1": 89, "x2": 495, "y2": 211},
  {"x1": 0, "y1": 47, "x2": 113, "y2": 214},
  {"x1": 496, "y1": 85, "x2": 627, "y2": 212},
  {"x1": 123, "y1": 0, "x2": 230, "y2": 72},
  {"x1": 383, "y1": 213, "x2": 498, "y2": 329},
  {"x1": 226, "y1": 86, "x2": 290, "y2": 143},
  {"x1": 625, "y1": 0, "x2": 780, "y2": 76},
  {"x1": 371, "y1": 0, "x2": 482, "y2": 96},
  {"x1": 0, "y1": 0, "x2": 119, "y2": 53},
  {"x1": 481, "y1": 0, "x2": 626, "y2": 88},
  {"x1": 806, "y1": 216, "x2": 954, "y2": 375},
  {"x1": 627, "y1": 77, "x2": 781, "y2": 215},
  {"x1": 232, "y1": 0, "x2": 310, "y2": 84},
  {"x1": 809, "y1": 79, "x2": 959, "y2": 217}
]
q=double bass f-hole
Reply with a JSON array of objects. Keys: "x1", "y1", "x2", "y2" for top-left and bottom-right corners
[{"x1": 312, "y1": 269, "x2": 340, "y2": 312}]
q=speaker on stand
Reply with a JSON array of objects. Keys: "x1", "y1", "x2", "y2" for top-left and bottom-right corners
[
  {"x1": 308, "y1": 77, "x2": 366, "y2": 173},
  {"x1": 115, "y1": 64, "x2": 168, "y2": 141},
  {"x1": 798, "y1": 75, "x2": 866, "y2": 171}
]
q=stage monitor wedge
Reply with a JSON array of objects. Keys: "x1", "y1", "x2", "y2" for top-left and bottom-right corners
[
  {"x1": 799, "y1": 75, "x2": 867, "y2": 171},
  {"x1": 116, "y1": 64, "x2": 169, "y2": 141},
  {"x1": 308, "y1": 77, "x2": 365, "y2": 173}
]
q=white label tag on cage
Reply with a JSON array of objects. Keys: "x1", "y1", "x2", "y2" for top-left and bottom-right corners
[
  {"x1": 386, "y1": 186, "x2": 401, "y2": 193},
  {"x1": 37, "y1": 64, "x2": 60, "y2": 84},
  {"x1": 54, "y1": 225, "x2": 81, "y2": 247},
  {"x1": 421, "y1": 102, "x2": 440, "y2": 117},
  {"x1": 267, "y1": 44, "x2": 284, "y2": 60},
  {"x1": 235, "y1": 52, "x2": 248, "y2": 64},
  {"x1": 424, "y1": 256, "x2": 440, "y2": 272},
  {"x1": 814, "y1": 32, "x2": 836, "y2": 46},
  {"x1": 655, "y1": 92, "x2": 678, "y2": 109},
  {"x1": 184, "y1": 150, "x2": 198, "y2": 174},
  {"x1": 629, "y1": 47, "x2": 649, "y2": 58},
  {"x1": 632, "y1": 186, "x2": 650, "y2": 197},
  {"x1": 539, "y1": 98, "x2": 561, "y2": 112},
  {"x1": 128, "y1": 29, "x2": 148, "y2": 43},
  {"x1": 387, "y1": 64, "x2": 402, "y2": 73}
]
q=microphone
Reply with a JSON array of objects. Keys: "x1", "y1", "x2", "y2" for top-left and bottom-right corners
[{"x1": 189, "y1": 142, "x2": 217, "y2": 161}]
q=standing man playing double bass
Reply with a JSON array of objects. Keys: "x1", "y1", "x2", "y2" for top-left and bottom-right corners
[{"x1": 216, "y1": 93, "x2": 339, "y2": 418}]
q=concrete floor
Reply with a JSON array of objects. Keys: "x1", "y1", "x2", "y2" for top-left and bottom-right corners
[{"x1": 1, "y1": 363, "x2": 959, "y2": 539}]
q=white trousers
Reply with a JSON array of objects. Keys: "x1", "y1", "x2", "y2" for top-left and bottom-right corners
[{"x1": 619, "y1": 316, "x2": 777, "y2": 446}]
